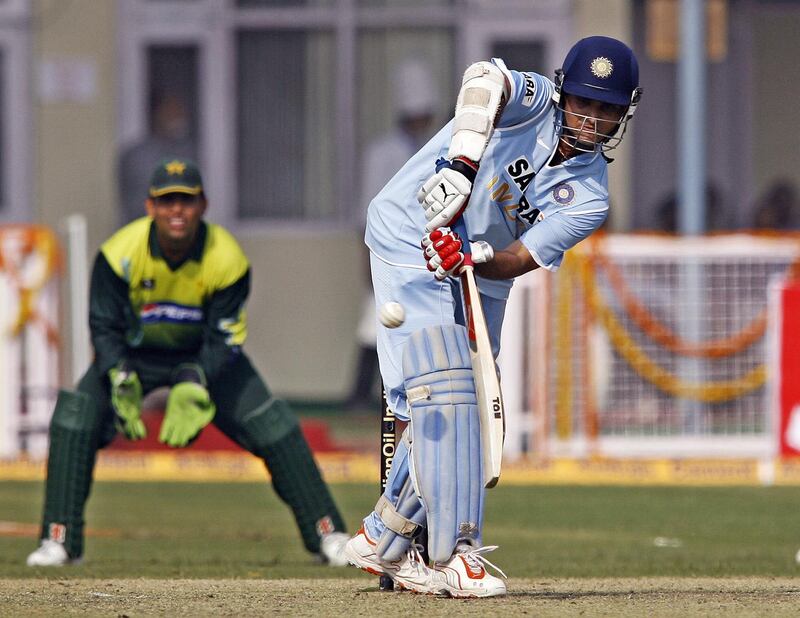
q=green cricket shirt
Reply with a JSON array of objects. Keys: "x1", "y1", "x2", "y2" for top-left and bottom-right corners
[{"x1": 89, "y1": 217, "x2": 250, "y2": 381}]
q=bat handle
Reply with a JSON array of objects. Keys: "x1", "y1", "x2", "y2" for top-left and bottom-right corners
[
  {"x1": 450, "y1": 217, "x2": 476, "y2": 269},
  {"x1": 451, "y1": 217, "x2": 470, "y2": 256}
]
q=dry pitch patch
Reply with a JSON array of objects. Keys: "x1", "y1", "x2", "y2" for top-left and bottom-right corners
[{"x1": 2, "y1": 578, "x2": 799, "y2": 617}]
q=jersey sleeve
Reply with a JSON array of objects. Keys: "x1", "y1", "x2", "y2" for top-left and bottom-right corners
[
  {"x1": 197, "y1": 267, "x2": 250, "y2": 383},
  {"x1": 88, "y1": 251, "x2": 134, "y2": 374},
  {"x1": 492, "y1": 58, "x2": 554, "y2": 129},
  {"x1": 204, "y1": 224, "x2": 250, "y2": 290},
  {"x1": 520, "y1": 203, "x2": 608, "y2": 271}
]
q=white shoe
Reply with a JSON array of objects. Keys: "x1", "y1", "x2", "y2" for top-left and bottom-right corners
[
  {"x1": 26, "y1": 540, "x2": 77, "y2": 567},
  {"x1": 320, "y1": 531, "x2": 350, "y2": 567},
  {"x1": 386, "y1": 543, "x2": 440, "y2": 595},
  {"x1": 432, "y1": 544, "x2": 507, "y2": 598},
  {"x1": 345, "y1": 526, "x2": 441, "y2": 594},
  {"x1": 344, "y1": 526, "x2": 386, "y2": 576}
]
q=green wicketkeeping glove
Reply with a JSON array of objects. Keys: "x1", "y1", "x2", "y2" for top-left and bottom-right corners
[
  {"x1": 108, "y1": 364, "x2": 146, "y2": 440},
  {"x1": 159, "y1": 382, "x2": 216, "y2": 448}
]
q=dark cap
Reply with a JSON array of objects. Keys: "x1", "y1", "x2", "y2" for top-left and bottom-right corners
[
  {"x1": 149, "y1": 158, "x2": 204, "y2": 198},
  {"x1": 560, "y1": 36, "x2": 639, "y2": 107}
]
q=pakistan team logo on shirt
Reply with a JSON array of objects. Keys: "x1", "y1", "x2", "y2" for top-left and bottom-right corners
[
  {"x1": 140, "y1": 302, "x2": 203, "y2": 324},
  {"x1": 553, "y1": 182, "x2": 575, "y2": 205}
]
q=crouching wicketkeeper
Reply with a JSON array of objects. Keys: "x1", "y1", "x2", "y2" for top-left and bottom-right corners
[{"x1": 26, "y1": 158, "x2": 348, "y2": 567}]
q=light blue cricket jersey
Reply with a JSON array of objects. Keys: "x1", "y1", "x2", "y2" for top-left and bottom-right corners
[{"x1": 365, "y1": 58, "x2": 610, "y2": 300}]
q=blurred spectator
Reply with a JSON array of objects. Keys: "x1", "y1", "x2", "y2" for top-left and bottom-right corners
[
  {"x1": 752, "y1": 179, "x2": 799, "y2": 230},
  {"x1": 344, "y1": 59, "x2": 439, "y2": 410},
  {"x1": 117, "y1": 91, "x2": 197, "y2": 225},
  {"x1": 654, "y1": 181, "x2": 724, "y2": 232}
]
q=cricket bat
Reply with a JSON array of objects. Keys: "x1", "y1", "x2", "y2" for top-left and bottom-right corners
[{"x1": 451, "y1": 217, "x2": 505, "y2": 488}]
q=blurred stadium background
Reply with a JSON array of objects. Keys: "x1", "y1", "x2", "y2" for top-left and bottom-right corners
[{"x1": 2, "y1": 0, "x2": 800, "y2": 546}]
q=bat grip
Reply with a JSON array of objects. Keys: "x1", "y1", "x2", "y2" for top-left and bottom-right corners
[
  {"x1": 451, "y1": 217, "x2": 469, "y2": 254},
  {"x1": 450, "y1": 217, "x2": 474, "y2": 268}
]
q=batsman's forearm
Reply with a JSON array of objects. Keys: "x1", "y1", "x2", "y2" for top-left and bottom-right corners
[{"x1": 474, "y1": 242, "x2": 539, "y2": 280}]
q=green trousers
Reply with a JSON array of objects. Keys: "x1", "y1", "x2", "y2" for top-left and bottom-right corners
[{"x1": 39, "y1": 351, "x2": 345, "y2": 558}]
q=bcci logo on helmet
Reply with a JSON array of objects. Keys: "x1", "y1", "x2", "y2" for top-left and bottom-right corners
[{"x1": 590, "y1": 57, "x2": 613, "y2": 79}]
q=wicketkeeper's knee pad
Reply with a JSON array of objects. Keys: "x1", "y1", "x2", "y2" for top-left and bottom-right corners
[
  {"x1": 373, "y1": 430, "x2": 426, "y2": 562},
  {"x1": 240, "y1": 396, "x2": 300, "y2": 452},
  {"x1": 403, "y1": 324, "x2": 484, "y2": 563}
]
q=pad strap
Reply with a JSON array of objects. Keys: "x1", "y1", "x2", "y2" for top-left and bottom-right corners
[{"x1": 375, "y1": 495, "x2": 422, "y2": 538}]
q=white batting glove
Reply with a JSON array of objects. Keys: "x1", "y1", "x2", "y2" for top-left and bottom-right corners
[
  {"x1": 417, "y1": 158, "x2": 478, "y2": 233},
  {"x1": 470, "y1": 240, "x2": 495, "y2": 265},
  {"x1": 422, "y1": 228, "x2": 494, "y2": 281}
]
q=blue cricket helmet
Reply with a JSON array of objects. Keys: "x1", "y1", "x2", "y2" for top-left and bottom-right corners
[
  {"x1": 552, "y1": 35, "x2": 643, "y2": 154},
  {"x1": 559, "y1": 36, "x2": 639, "y2": 107}
]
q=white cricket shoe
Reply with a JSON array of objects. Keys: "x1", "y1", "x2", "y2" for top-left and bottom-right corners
[
  {"x1": 26, "y1": 540, "x2": 77, "y2": 567},
  {"x1": 432, "y1": 544, "x2": 507, "y2": 598},
  {"x1": 320, "y1": 531, "x2": 350, "y2": 567},
  {"x1": 344, "y1": 525, "x2": 387, "y2": 576},
  {"x1": 387, "y1": 542, "x2": 440, "y2": 594},
  {"x1": 344, "y1": 526, "x2": 441, "y2": 594}
]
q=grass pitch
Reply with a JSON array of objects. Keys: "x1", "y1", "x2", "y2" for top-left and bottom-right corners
[{"x1": 2, "y1": 482, "x2": 800, "y2": 615}]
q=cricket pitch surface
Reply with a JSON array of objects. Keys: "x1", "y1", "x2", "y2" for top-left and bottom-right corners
[{"x1": 2, "y1": 577, "x2": 799, "y2": 617}]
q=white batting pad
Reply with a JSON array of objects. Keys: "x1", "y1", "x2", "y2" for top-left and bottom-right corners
[
  {"x1": 373, "y1": 433, "x2": 427, "y2": 562},
  {"x1": 403, "y1": 325, "x2": 484, "y2": 562}
]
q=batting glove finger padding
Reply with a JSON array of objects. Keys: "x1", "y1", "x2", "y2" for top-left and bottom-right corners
[{"x1": 422, "y1": 228, "x2": 467, "y2": 281}]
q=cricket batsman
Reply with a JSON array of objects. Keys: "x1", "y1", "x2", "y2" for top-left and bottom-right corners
[
  {"x1": 344, "y1": 36, "x2": 642, "y2": 596},
  {"x1": 26, "y1": 158, "x2": 349, "y2": 567}
]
